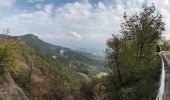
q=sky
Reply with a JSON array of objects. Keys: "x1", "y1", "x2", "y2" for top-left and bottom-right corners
[{"x1": 0, "y1": 0, "x2": 169, "y2": 51}]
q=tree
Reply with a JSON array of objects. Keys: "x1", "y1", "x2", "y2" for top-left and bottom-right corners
[
  {"x1": 105, "y1": 34, "x2": 123, "y2": 99},
  {"x1": 106, "y1": 34, "x2": 122, "y2": 84},
  {"x1": 160, "y1": 37, "x2": 170, "y2": 51},
  {"x1": 0, "y1": 28, "x2": 10, "y2": 73},
  {"x1": 77, "y1": 81, "x2": 95, "y2": 100},
  {"x1": 105, "y1": 4, "x2": 165, "y2": 99},
  {"x1": 0, "y1": 45, "x2": 8, "y2": 73},
  {"x1": 3, "y1": 28, "x2": 10, "y2": 40},
  {"x1": 121, "y1": 4, "x2": 164, "y2": 66}
]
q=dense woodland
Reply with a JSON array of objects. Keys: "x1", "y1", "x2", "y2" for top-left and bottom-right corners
[{"x1": 0, "y1": 4, "x2": 169, "y2": 100}]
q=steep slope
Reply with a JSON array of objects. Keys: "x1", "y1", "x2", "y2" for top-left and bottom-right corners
[
  {"x1": 0, "y1": 34, "x2": 103, "y2": 76},
  {"x1": 0, "y1": 37, "x2": 103, "y2": 99},
  {"x1": 0, "y1": 72, "x2": 28, "y2": 100},
  {"x1": 19, "y1": 34, "x2": 105, "y2": 67}
]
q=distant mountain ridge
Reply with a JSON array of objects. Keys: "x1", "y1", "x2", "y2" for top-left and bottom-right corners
[{"x1": 0, "y1": 34, "x2": 105, "y2": 67}]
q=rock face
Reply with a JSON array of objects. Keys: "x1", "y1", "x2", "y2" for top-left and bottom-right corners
[{"x1": 0, "y1": 72, "x2": 28, "y2": 100}]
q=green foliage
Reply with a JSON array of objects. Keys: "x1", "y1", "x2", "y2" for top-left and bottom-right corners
[
  {"x1": 77, "y1": 81, "x2": 95, "y2": 100},
  {"x1": 105, "y1": 4, "x2": 164, "y2": 100},
  {"x1": 0, "y1": 45, "x2": 7, "y2": 73},
  {"x1": 160, "y1": 37, "x2": 170, "y2": 51}
]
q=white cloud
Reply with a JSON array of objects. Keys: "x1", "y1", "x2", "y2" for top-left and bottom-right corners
[
  {"x1": 3, "y1": 0, "x2": 168, "y2": 50},
  {"x1": 98, "y1": 1, "x2": 107, "y2": 11},
  {"x1": 1, "y1": 0, "x2": 143, "y2": 49},
  {"x1": 42, "y1": 31, "x2": 82, "y2": 41},
  {"x1": 27, "y1": 0, "x2": 45, "y2": 3},
  {"x1": 35, "y1": 3, "x2": 43, "y2": 9},
  {"x1": 69, "y1": 31, "x2": 82, "y2": 40},
  {"x1": 0, "y1": 0, "x2": 15, "y2": 8}
]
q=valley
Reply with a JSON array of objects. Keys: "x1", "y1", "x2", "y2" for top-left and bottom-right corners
[{"x1": 0, "y1": 34, "x2": 107, "y2": 99}]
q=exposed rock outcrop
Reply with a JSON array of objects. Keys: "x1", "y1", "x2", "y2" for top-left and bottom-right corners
[{"x1": 0, "y1": 72, "x2": 28, "y2": 100}]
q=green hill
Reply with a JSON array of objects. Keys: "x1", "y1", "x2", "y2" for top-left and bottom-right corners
[
  {"x1": 0, "y1": 36, "x2": 105, "y2": 99},
  {"x1": 19, "y1": 34, "x2": 105, "y2": 67}
]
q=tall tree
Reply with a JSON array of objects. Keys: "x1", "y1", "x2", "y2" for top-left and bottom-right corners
[
  {"x1": 106, "y1": 34, "x2": 122, "y2": 83},
  {"x1": 121, "y1": 4, "x2": 165, "y2": 66},
  {"x1": 105, "y1": 4, "x2": 165, "y2": 99}
]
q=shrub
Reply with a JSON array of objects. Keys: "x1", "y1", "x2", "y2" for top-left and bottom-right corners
[{"x1": 0, "y1": 45, "x2": 8, "y2": 73}]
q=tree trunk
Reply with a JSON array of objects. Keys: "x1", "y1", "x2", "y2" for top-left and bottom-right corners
[{"x1": 138, "y1": 43, "x2": 144, "y2": 66}]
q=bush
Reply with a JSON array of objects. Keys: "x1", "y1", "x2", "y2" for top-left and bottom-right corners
[{"x1": 0, "y1": 45, "x2": 8, "y2": 73}]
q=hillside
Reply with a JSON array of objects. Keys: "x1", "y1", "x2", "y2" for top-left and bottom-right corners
[
  {"x1": 19, "y1": 34, "x2": 105, "y2": 67},
  {"x1": 0, "y1": 33, "x2": 105, "y2": 75},
  {"x1": 0, "y1": 72, "x2": 28, "y2": 100},
  {"x1": 0, "y1": 34, "x2": 105, "y2": 68},
  {"x1": 0, "y1": 37, "x2": 106, "y2": 99}
]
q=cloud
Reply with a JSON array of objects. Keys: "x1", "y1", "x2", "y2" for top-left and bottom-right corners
[
  {"x1": 69, "y1": 31, "x2": 82, "y2": 40},
  {"x1": 35, "y1": 3, "x2": 43, "y2": 9},
  {"x1": 0, "y1": 0, "x2": 15, "y2": 8},
  {"x1": 27, "y1": 0, "x2": 45, "y2": 3},
  {"x1": 0, "y1": 0, "x2": 144, "y2": 49},
  {"x1": 5, "y1": 4, "x2": 53, "y2": 23},
  {"x1": 3, "y1": 0, "x2": 168, "y2": 50},
  {"x1": 42, "y1": 31, "x2": 82, "y2": 41}
]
